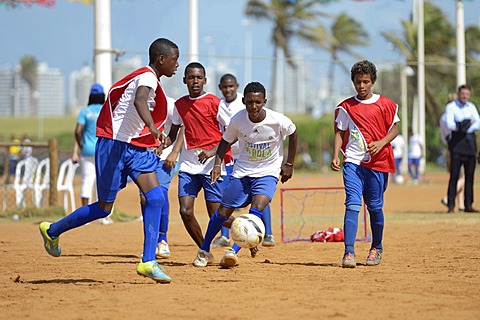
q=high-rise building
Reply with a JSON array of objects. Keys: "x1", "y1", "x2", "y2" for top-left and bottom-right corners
[
  {"x1": 69, "y1": 66, "x2": 94, "y2": 114},
  {"x1": 0, "y1": 63, "x2": 64, "y2": 117}
]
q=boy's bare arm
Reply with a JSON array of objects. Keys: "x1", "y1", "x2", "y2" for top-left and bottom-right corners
[
  {"x1": 280, "y1": 130, "x2": 297, "y2": 183},
  {"x1": 331, "y1": 130, "x2": 345, "y2": 172},
  {"x1": 368, "y1": 124, "x2": 399, "y2": 156}
]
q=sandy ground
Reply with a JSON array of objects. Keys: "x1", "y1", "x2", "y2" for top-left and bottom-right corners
[{"x1": 0, "y1": 171, "x2": 479, "y2": 320}]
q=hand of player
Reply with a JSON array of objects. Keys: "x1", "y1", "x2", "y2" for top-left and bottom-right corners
[
  {"x1": 280, "y1": 163, "x2": 293, "y2": 183},
  {"x1": 198, "y1": 148, "x2": 216, "y2": 164},
  {"x1": 331, "y1": 157, "x2": 341, "y2": 171},
  {"x1": 210, "y1": 165, "x2": 221, "y2": 184},
  {"x1": 368, "y1": 141, "x2": 385, "y2": 156},
  {"x1": 164, "y1": 151, "x2": 178, "y2": 169},
  {"x1": 153, "y1": 147, "x2": 162, "y2": 156},
  {"x1": 71, "y1": 153, "x2": 79, "y2": 164}
]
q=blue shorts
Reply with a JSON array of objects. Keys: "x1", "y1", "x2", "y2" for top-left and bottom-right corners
[
  {"x1": 138, "y1": 159, "x2": 174, "y2": 195},
  {"x1": 177, "y1": 171, "x2": 223, "y2": 202},
  {"x1": 342, "y1": 162, "x2": 388, "y2": 211},
  {"x1": 95, "y1": 137, "x2": 160, "y2": 202},
  {"x1": 221, "y1": 175, "x2": 278, "y2": 208},
  {"x1": 408, "y1": 157, "x2": 420, "y2": 166},
  {"x1": 221, "y1": 164, "x2": 234, "y2": 191}
]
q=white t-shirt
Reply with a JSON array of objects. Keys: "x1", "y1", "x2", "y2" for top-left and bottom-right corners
[
  {"x1": 111, "y1": 69, "x2": 159, "y2": 143},
  {"x1": 159, "y1": 96, "x2": 176, "y2": 161},
  {"x1": 335, "y1": 94, "x2": 400, "y2": 165},
  {"x1": 224, "y1": 108, "x2": 296, "y2": 179},
  {"x1": 408, "y1": 133, "x2": 423, "y2": 159},
  {"x1": 173, "y1": 93, "x2": 231, "y2": 175},
  {"x1": 390, "y1": 135, "x2": 405, "y2": 159},
  {"x1": 221, "y1": 93, "x2": 245, "y2": 159}
]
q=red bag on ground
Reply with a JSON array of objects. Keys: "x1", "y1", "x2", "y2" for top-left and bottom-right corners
[{"x1": 310, "y1": 227, "x2": 344, "y2": 242}]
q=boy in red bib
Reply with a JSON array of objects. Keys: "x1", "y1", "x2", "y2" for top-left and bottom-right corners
[{"x1": 331, "y1": 60, "x2": 399, "y2": 268}]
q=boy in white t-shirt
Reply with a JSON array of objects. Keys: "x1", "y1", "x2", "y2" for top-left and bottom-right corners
[{"x1": 193, "y1": 81, "x2": 297, "y2": 268}]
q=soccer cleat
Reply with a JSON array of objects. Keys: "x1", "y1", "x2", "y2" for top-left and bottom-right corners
[
  {"x1": 193, "y1": 249, "x2": 214, "y2": 267},
  {"x1": 39, "y1": 222, "x2": 61, "y2": 257},
  {"x1": 342, "y1": 253, "x2": 356, "y2": 268},
  {"x1": 156, "y1": 240, "x2": 171, "y2": 259},
  {"x1": 249, "y1": 246, "x2": 259, "y2": 258},
  {"x1": 98, "y1": 217, "x2": 114, "y2": 225},
  {"x1": 262, "y1": 234, "x2": 276, "y2": 247},
  {"x1": 136, "y1": 260, "x2": 171, "y2": 283},
  {"x1": 211, "y1": 235, "x2": 231, "y2": 247},
  {"x1": 366, "y1": 248, "x2": 383, "y2": 266},
  {"x1": 220, "y1": 249, "x2": 239, "y2": 268}
]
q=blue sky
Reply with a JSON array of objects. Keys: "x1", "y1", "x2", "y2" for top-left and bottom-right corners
[{"x1": 1, "y1": 0, "x2": 479, "y2": 95}]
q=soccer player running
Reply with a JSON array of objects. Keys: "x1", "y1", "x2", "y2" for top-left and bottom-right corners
[
  {"x1": 38, "y1": 38, "x2": 180, "y2": 283},
  {"x1": 193, "y1": 81, "x2": 297, "y2": 268},
  {"x1": 165, "y1": 62, "x2": 232, "y2": 264},
  {"x1": 212, "y1": 74, "x2": 276, "y2": 248},
  {"x1": 331, "y1": 60, "x2": 399, "y2": 268}
]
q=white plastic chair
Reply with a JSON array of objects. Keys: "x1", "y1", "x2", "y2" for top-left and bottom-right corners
[
  {"x1": 3, "y1": 157, "x2": 38, "y2": 209},
  {"x1": 34, "y1": 158, "x2": 50, "y2": 208},
  {"x1": 57, "y1": 159, "x2": 79, "y2": 213}
]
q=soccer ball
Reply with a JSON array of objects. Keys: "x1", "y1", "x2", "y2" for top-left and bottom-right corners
[
  {"x1": 230, "y1": 214, "x2": 266, "y2": 248},
  {"x1": 394, "y1": 175, "x2": 405, "y2": 184}
]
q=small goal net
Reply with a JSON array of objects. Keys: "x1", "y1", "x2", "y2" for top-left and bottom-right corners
[{"x1": 280, "y1": 187, "x2": 371, "y2": 243}]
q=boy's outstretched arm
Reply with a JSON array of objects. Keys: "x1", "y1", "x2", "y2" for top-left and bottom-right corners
[
  {"x1": 331, "y1": 129, "x2": 345, "y2": 172},
  {"x1": 210, "y1": 138, "x2": 231, "y2": 184},
  {"x1": 368, "y1": 124, "x2": 399, "y2": 156},
  {"x1": 280, "y1": 130, "x2": 298, "y2": 183}
]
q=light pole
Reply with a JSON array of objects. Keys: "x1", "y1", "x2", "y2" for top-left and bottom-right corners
[
  {"x1": 242, "y1": 19, "x2": 253, "y2": 85},
  {"x1": 401, "y1": 64, "x2": 414, "y2": 174},
  {"x1": 456, "y1": 0, "x2": 466, "y2": 86}
]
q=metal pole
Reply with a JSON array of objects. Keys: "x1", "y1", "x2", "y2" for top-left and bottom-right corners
[
  {"x1": 189, "y1": 0, "x2": 199, "y2": 62},
  {"x1": 456, "y1": 0, "x2": 467, "y2": 86},
  {"x1": 94, "y1": 0, "x2": 112, "y2": 90},
  {"x1": 417, "y1": 0, "x2": 426, "y2": 171}
]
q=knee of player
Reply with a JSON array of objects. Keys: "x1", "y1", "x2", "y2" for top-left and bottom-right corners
[
  {"x1": 218, "y1": 206, "x2": 234, "y2": 219},
  {"x1": 179, "y1": 205, "x2": 194, "y2": 218},
  {"x1": 346, "y1": 204, "x2": 362, "y2": 212},
  {"x1": 144, "y1": 186, "x2": 164, "y2": 206}
]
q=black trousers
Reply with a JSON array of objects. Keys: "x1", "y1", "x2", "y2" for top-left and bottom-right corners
[{"x1": 448, "y1": 152, "x2": 476, "y2": 209}]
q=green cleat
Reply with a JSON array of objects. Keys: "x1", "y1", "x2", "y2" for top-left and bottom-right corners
[
  {"x1": 137, "y1": 261, "x2": 171, "y2": 283},
  {"x1": 39, "y1": 222, "x2": 61, "y2": 257},
  {"x1": 366, "y1": 248, "x2": 383, "y2": 266}
]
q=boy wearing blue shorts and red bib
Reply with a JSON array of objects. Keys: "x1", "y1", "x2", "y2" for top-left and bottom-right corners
[
  {"x1": 38, "y1": 38, "x2": 180, "y2": 283},
  {"x1": 193, "y1": 81, "x2": 297, "y2": 268},
  {"x1": 331, "y1": 60, "x2": 399, "y2": 268}
]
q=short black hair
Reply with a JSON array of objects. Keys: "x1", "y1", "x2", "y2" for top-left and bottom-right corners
[
  {"x1": 149, "y1": 38, "x2": 178, "y2": 64},
  {"x1": 184, "y1": 62, "x2": 206, "y2": 77},
  {"x1": 220, "y1": 73, "x2": 237, "y2": 84},
  {"x1": 458, "y1": 84, "x2": 472, "y2": 92},
  {"x1": 244, "y1": 82, "x2": 266, "y2": 98},
  {"x1": 88, "y1": 93, "x2": 105, "y2": 105},
  {"x1": 351, "y1": 60, "x2": 377, "y2": 83}
]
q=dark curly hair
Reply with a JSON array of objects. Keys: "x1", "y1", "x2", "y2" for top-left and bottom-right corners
[
  {"x1": 148, "y1": 38, "x2": 178, "y2": 64},
  {"x1": 351, "y1": 60, "x2": 377, "y2": 83},
  {"x1": 244, "y1": 82, "x2": 266, "y2": 98}
]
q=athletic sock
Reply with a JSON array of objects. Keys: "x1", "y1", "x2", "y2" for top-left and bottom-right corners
[
  {"x1": 221, "y1": 226, "x2": 230, "y2": 239},
  {"x1": 343, "y1": 206, "x2": 360, "y2": 254},
  {"x1": 249, "y1": 207, "x2": 263, "y2": 219},
  {"x1": 200, "y1": 211, "x2": 227, "y2": 252},
  {"x1": 262, "y1": 204, "x2": 272, "y2": 235},
  {"x1": 369, "y1": 209, "x2": 384, "y2": 250},
  {"x1": 142, "y1": 186, "x2": 164, "y2": 262},
  {"x1": 48, "y1": 202, "x2": 110, "y2": 238},
  {"x1": 158, "y1": 187, "x2": 169, "y2": 243},
  {"x1": 232, "y1": 243, "x2": 241, "y2": 254}
]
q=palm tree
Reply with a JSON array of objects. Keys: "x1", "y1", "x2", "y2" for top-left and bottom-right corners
[
  {"x1": 20, "y1": 55, "x2": 38, "y2": 115},
  {"x1": 244, "y1": 0, "x2": 329, "y2": 109},
  {"x1": 301, "y1": 13, "x2": 368, "y2": 106}
]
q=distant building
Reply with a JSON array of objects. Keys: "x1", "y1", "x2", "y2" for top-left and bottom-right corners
[
  {"x1": 0, "y1": 63, "x2": 64, "y2": 117},
  {"x1": 113, "y1": 56, "x2": 142, "y2": 83},
  {"x1": 69, "y1": 66, "x2": 94, "y2": 114}
]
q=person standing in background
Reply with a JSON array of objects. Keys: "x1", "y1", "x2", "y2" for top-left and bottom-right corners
[
  {"x1": 390, "y1": 134, "x2": 405, "y2": 183},
  {"x1": 445, "y1": 84, "x2": 480, "y2": 213},
  {"x1": 407, "y1": 129, "x2": 423, "y2": 184}
]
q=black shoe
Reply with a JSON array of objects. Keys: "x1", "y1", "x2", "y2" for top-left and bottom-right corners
[
  {"x1": 464, "y1": 207, "x2": 480, "y2": 213},
  {"x1": 447, "y1": 207, "x2": 454, "y2": 213}
]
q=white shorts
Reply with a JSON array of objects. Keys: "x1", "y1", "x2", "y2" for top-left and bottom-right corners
[{"x1": 80, "y1": 155, "x2": 96, "y2": 201}]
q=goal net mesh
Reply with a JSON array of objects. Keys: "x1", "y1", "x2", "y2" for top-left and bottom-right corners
[{"x1": 280, "y1": 187, "x2": 371, "y2": 243}]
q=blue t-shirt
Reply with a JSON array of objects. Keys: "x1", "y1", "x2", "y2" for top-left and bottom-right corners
[{"x1": 77, "y1": 103, "x2": 102, "y2": 156}]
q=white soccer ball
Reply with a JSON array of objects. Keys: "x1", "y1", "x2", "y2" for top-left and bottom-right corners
[
  {"x1": 394, "y1": 175, "x2": 405, "y2": 184},
  {"x1": 230, "y1": 214, "x2": 266, "y2": 249}
]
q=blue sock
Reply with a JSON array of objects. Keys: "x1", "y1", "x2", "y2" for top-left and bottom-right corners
[
  {"x1": 48, "y1": 202, "x2": 110, "y2": 238},
  {"x1": 369, "y1": 209, "x2": 384, "y2": 250},
  {"x1": 232, "y1": 243, "x2": 241, "y2": 253},
  {"x1": 158, "y1": 187, "x2": 169, "y2": 243},
  {"x1": 262, "y1": 204, "x2": 272, "y2": 235},
  {"x1": 221, "y1": 226, "x2": 230, "y2": 239},
  {"x1": 249, "y1": 207, "x2": 263, "y2": 219},
  {"x1": 142, "y1": 186, "x2": 164, "y2": 262},
  {"x1": 343, "y1": 205, "x2": 361, "y2": 255},
  {"x1": 200, "y1": 211, "x2": 227, "y2": 252}
]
